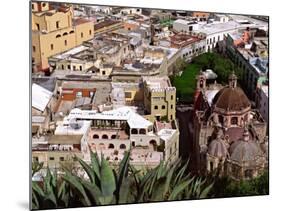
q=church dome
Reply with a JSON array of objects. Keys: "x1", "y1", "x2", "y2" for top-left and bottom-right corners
[
  {"x1": 229, "y1": 140, "x2": 262, "y2": 163},
  {"x1": 212, "y1": 86, "x2": 251, "y2": 112},
  {"x1": 208, "y1": 138, "x2": 229, "y2": 158}
]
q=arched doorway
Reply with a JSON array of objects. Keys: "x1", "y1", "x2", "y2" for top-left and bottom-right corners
[
  {"x1": 131, "y1": 128, "x2": 138, "y2": 134},
  {"x1": 93, "y1": 134, "x2": 99, "y2": 139},
  {"x1": 139, "y1": 129, "x2": 146, "y2": 134},
  {"x1": 149, "y1": 140, "x2": 157, "y2": 151},
  {"x1": 108, "y1": 143, "x2": 114, "y2": 149},
  {"x1": 120, "y1": 144, "x2": 126, "y2": 150},
  {"x1": 102, "y1": 134, "x2": 108, "y2": 139}
]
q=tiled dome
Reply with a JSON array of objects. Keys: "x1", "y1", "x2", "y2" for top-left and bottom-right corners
[
  {"x1": 213, "y1": 86, "x2": 251, "y2": 112},
  {"x1": 208, "y1": 138, "x2": 228, "y2": 158}
]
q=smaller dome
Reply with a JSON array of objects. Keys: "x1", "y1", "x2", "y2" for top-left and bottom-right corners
[
  {"x1": 208, "y1": 138, "x2": 228, "y2": 158},
  {"x1": 230, "y1": 140, "x2": 263, "y2": 163}
]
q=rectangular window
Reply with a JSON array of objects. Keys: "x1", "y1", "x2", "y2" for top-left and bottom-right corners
[
  {"x1": 33, "y1": 157, "x2": 38, "y2": 162},
  {"x1": 170, "y1": 115, "x2": 173, "y2": 120},
  {"x1": 32, "y1": 4, "x2": 34, "y2": 10},
  {"x1": 79, "y1": 65, "x2": 82, "y2": 71},
  {"x1": 125, "y1": 92, "x2": 132, "y2": 98},
  {"x1": 73, "y1": 66, "x2": 76, "y2": 71},
  {"x1": 61, "y1": 64, "x2": 64, "y2": 70},
  {"x1": 32, "y1": 46, "x2": 36, "y2": 52},
  {"x1": 81, "y1": 32, "x2": 83, "y2": 38},
  {"x1": 67, "y1": 65, "x2": 71, "y2": 70},
  {"x1": 60, "y1": 157, "x2": 64, "y2": 161},
  {"x1": 56, "y1": 21, "x2": 60, "y2": 29},
  {"x1": 64, "y1": 40, "x2": 67, "y2": 46},
  {"x1": 50, "y1": 44, "x2": 54, "y2": 50},
  {"x1": 49, "y1": 157, "x2": 55, "y2": 161},
  {"x1": 89, "y1": 30, "x2": 92, "y2": 35},
  {"x1": 171, "y1": 104, "x2": 173, "y2": 109}
]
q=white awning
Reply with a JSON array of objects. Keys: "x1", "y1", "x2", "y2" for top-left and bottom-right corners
[{"x1": 32, "y1": 83, "x2": 53, "y2": 112}]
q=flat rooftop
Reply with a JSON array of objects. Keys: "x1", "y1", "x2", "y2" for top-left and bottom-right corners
[
  {"x1": 170, "y1": 33, "x2": 202, "y2": 47},
  {"x1": 94, "y1": 19, "x2": 121, "y2": 30},
  {"x1": 143, "y1": 76, "x2": 175, "y2": 91},
  {"x1": 62, "y1": 81, "x2": 97, "y2": 89},
  {"x1": 73, "y1": 18, "x2": 92, "y2": 26}
]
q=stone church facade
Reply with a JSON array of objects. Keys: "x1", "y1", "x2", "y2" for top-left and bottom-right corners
[{"x1": 193, "y1": 71, "x2": 268, "y2": 180}]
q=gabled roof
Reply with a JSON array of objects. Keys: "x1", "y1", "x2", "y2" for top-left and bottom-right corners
[{"x1": 32, "y1": 83, "x2": 53, "y2": 112}]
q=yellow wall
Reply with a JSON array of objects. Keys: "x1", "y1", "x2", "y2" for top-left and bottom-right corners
[
  {"x1": 75, "y1": 21, "x2": 94, "y2": 45},
  {"x1": 32, "y1": 6, "x2": 94, "y2": 70}
]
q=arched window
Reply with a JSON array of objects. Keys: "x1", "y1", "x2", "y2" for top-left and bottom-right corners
[
  {"x1": 210, "y1": 162, "x2": 213, "y2": 171},
  {"x1": 93, "y1": 134, "x2": 99, "y2": 139},
  {"x1": 56, "y1": 34, "x2": 61, "y2": 38},
  {"x1": 111, "y1": 134, "x2": 117, "y2": 139},
  {"x1": 69, "y1": 30, "x2": 74, "y2": 34},
  {"x1": 102, "y1": 134, "x2": 108, "y2": 139},
  {"x1": 139, "y1": 129, "x2": 146, "y2": 134},
  {"x1": 120, "y1": 144, "x2": 126, "y2": 149},
  {"x1": 63, "y1": 32, "x2": 68, "y2": 36},
  {"x1": 231, "y1": 117, "x2": 238, "y2": 125},
  {"x1": 131, "y1": 128, "x2": 138, "y2": 134},
  {"x1": 154, "y1": 105, "x2": 158, "y2": 110},
  {"x1": 108, "y1": 143, "x2": 114, "y2": 149},
  {"x1": 149, "y1": 140, "x2": 157, "y2": 151}
]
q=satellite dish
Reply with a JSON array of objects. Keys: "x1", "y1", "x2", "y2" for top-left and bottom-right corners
[{"x1": 69, "y1": 118, "x2": 84, "y2": 130}]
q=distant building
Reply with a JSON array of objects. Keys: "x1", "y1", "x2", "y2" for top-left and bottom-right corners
[
  {"x1": 173, "y1": 15, "x2": 268, "y2": 52},
  {"x1": 31, "y1": 2, "x2": 94, "y2": 71},
  {"x1": 226, "y1": 29, "x2": 268, "y2": 102},
  {"x1": 159, "y1": 32, "x2": 206, "y2": 62},
  {"x1": 192, "y1": 12, "x2": 210, "y2": 21}
]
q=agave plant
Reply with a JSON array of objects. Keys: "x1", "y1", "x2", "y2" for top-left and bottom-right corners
[
  {"x1": 32, "y1": 167, "x2": 73, "y2": 209},
  {"x1": 136, "y1": 159, "x2": 213, "y2": 202},
  {"x1": 62, "y1": 150, "x2": 138, "y2": 206},
  {"x1": 32, "y1": 150, "x2": 213, "y2": 209}
]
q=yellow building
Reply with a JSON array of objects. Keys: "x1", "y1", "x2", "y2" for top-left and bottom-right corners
[
  {"x1": 143, "y1": 76, "x2": 176, "y2": 121},
  {"x1": 31, "y1": 2, "x2": 94, "y2": 72}
]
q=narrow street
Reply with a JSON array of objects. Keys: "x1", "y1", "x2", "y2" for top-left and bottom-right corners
[{"x1": 176, "y1": 104, "x2": 197, "y2": 172}]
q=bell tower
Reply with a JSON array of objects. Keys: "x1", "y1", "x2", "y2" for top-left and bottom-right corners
[
  {"x1": 196, "y1": 70, "x2": 207, "y2": 90},
  {"x1": 228, "y1": 71, "x2": 237, "y2": 88}
]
